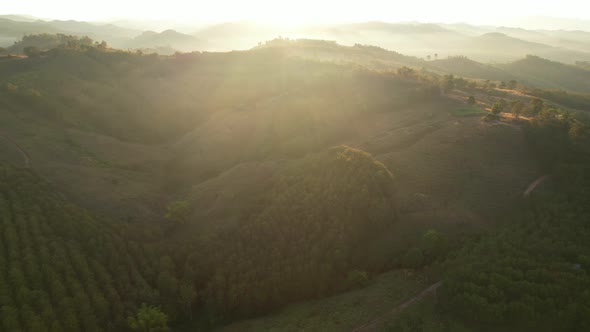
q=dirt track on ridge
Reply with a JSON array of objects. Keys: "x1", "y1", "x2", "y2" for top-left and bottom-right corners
[
  {"x1": 351, "y1": 281, "x2": 443, "y2": 332},
  {"x1": 0, "y1": 134, "x2": 31, "y2": 168}
]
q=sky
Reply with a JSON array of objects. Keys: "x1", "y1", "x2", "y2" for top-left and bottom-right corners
[{"x1": 1, "y1": 0, "x2": 590, "y2": 26}]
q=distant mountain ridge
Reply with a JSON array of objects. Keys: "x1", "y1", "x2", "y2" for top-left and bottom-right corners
[
  {"x1": 3, "y1": 16, "x2": 590, "y2": 64},
  {"x1": 129, "y1": 29, "x2": 208, "y2": 52}
]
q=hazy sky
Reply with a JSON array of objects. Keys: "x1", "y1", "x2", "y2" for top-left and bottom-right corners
[{"x1": 1, "y1": 0, "x2": 590, "y2": 25}]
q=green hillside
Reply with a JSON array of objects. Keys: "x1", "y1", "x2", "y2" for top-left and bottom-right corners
[
  {"x1": 0, "y1": 165, "x2": 163, "y2": 331},
  {"x1": 0, "y1": 32, "x2": 589, "y2": 332},
  {"x1": 198, "y1": 146, "x2": 399, "y2": 317},
  {"x1": 500, "y1": 55, "x2": 590, "y2": 92}
]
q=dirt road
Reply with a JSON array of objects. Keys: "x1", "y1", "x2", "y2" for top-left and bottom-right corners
[
  {"x1": 351, "y1": 281, "x2": 442, "y2": 332},
  {"x1": 0, "y1": 134, "x2": 31, "y2": 168},
  {"x1": 524, "y1": 175, "x2": 549, "y2": 197}
]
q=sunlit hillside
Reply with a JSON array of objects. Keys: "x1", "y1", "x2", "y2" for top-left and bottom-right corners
[{"x1": 1, "y1": 5, "x2": 590, "y2": 331}]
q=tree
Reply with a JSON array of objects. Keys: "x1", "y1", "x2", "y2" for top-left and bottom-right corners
[
  {"x1": 96, "y1": 41, "x2": 108, "y2": 50},
  {"x1": 492, "y1": 101, "x2": 504, "y2": 115},
  {"x1": 23, "y1": 46, "x2": 41, "y2": 58},
  {"x1": 165, "y1": 200, "x2": 190, "y2": 225},
  {"x1": 511, "y1": 100, "x2": 525, "y2": 119},
  {"x1": 179, "y1": 282, "x2": 197, "y2": 321},
  {"x1": 127, "y1": 304, "x2": 169, "y2": 332},
  {"x1": 455, "y1": 77, "x2": 468, "y2": 89},
  {"x1": 467, "y1": 96, "x2": 476, "y2": 105},
  {"x1": 507, "y1": 80, "x2": 518, "y2": 90},
  {"x1": 530, "y1": 98, "x2": 545, "y2": 115},
  {"x1": 442, "y1": 74, "x2": 455, "y2": 93},
  {"x1": 421, "y1": 229, "x2": 448, "y2": 261},
  {"x1": 397, "y1": 67, "x2": 415, "y2": 78},
  {"x1": 434, "y1": 53, "x2": 438, "y2": 60},
  {"x1": 0, "y1": 47, "x2": 5, "y2": 55},
  {"x1": 403, "y1": 248, "x2": 424, "y2": 268},
  {"x1": 426, "y1": 55, "x2": 431, "y2": 61},
  {"x1": 346, "y1": 270, "x2": 369, "y2": 288},
  {"x1": 499, "y1": 81, "x2": 507, "y2": 89}
]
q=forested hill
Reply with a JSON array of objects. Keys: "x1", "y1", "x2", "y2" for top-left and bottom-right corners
[
  {"x1": 0, "y1": 145, "x2": 402, "y2": 330},
  {"x1": 499, "y1": 55, "x2": 590, "y2": 93},
  {"x1": 0, "y1": 165, "x2": 165, "y2": 331},
  {"x1": 200, "y1": 146, "x2": 399, "y2": 317}
]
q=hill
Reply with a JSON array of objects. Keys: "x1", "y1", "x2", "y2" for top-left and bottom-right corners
[
  {"x1": 129, "y1": 30, "x2": 207, "y2": 53},
  {"x1": 195, "y1": 146, "x2": 399, "y2": 317},
  {"x1": 427, "y1": 56, "x2": 514, "y2": 80},
  {"x1": 455, "y1": 32, "x2": 590, "y2": 63},
  {"x1": 253, "y1": 38, "x2": 424, "y2": 69},
  {"x1": 0, "y1": 18, "x2": 138, "y2": 48},
  {"x1": 1, "y1": 35, "x2": 579, "y2": 331},
  {"x1": 500, "y1": 55, "x2": 590, "y2": 92},
  {"x1": 0, "y1": 165, "x2": 163, "y2": 331}
]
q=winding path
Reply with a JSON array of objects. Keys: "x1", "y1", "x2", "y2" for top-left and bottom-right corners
[
  {"x1": 351, "y1": 281, "x2": 442, "y2": 332},
  {"x1": 524, "y1": 175, "x2": 549, "y2": 197},
  {"x1": 0, "y1": 134, "x2": 31, "y2": 168}
]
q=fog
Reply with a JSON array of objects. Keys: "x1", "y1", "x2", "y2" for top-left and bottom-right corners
[{"x1": 2, "y1": 0, "x2": 590, "y2": 29}]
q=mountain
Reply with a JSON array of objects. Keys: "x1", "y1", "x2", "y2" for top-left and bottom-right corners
[
  {"x1": 193, "y1": 21, "x2": 286, "y2": 50},
  {"x1": 427, "y1": 56, "x2": 514, "y2": 80},
  {"x1": 253, "y1": 38, "x2": 425, "y2": 70},
  {"x1": 455, "y1": 32, "x2": 590, "y2": 63},
  {"x1": 4, "y1": 16, "x2": 590, "y2": 62},
  {"x1": 499, "y1": 55, "x2": 590, "y2": 92},
  {"x1": 0, "y1": 17, "x2": 139, "y2": 48},
  {"x1": 0, "y1": 14, "x2": 39, "y2": 22},
  {"x1": 306, "y1": 22, "x2": 466, "y2": 58},
  {"x1": 502, "y1": 16, "x2": 590, "y2": 31},
  {"x1": 298, "y1": 22, "x2": 590, "y2": 64},
  {"x1": 129, "y1": 29, "x2": 207, "y2": 53}
]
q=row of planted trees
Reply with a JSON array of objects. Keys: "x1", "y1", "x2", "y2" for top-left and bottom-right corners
[
  {"x1": 0, "y1": 166, "x2": 174, "y2": 331},
  {"x1": 433, "y1": 104, "x2": 590, "y2": 331},
  {"x1": 0, "y1": 146, "x2": 405, "y2": 330}
]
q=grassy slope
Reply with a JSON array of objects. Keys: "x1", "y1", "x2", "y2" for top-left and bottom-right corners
[
  {"x1": 0, "y1": 106, "x2": 170, "y2": 222},
  {"x1": 352, "y1": 99, "x2": 539, "y2": 221},
  {"x1": 215, "y1": 270, "x2": 430, "y2": 332}
]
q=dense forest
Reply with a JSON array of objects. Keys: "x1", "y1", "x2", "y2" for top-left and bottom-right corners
[
  {"x1": 390, "y1": 107, "x2": 590, "y2": 332},
  {"x1": 0, "y1": 166, "x2": 166, "y2": 331}
]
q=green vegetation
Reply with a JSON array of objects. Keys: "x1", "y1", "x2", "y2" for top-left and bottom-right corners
[
  {"x1": 165, "y1": 200, "x2": 191, "y2": 226},
  {"x1": 11, "y1": 34, "x2": 97, "y2": 54},
  {"x1": 450, "y1": 107, "x2": 485, "y2": 117},
  {"x1": 392, "y1": 105, "x2": 590, "y2": 332},
  {"x1": 128, "y1": 304, "x2": 170, "y2": 332},
  {"x1": 216, "y1": 270, "x2": 429, "y2": 332},
  {"x1": 500, "y1": 55, "x2": 590, "y2": 93},
  {"x1": 188, "y1": 146, "x2": 399, "y2": 319},
  {"x1": 526, "y1": 88, "x2": 590, "y2": 111},
  {"x1": 0, "y1": 30, "x2": 589, "y2": 332},
  {"x1": 0, "y1": 165, "x2": 164, "y2": 331}
]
